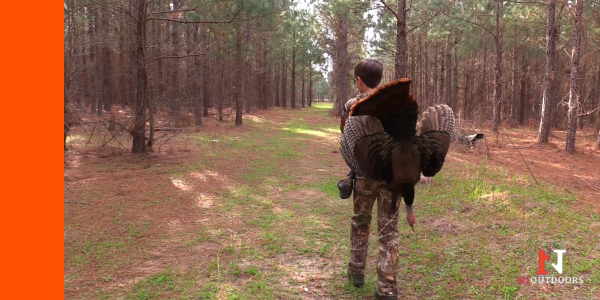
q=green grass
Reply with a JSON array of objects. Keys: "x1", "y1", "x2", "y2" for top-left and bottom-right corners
[
  {"x1": 64, "y1": 103, "x2": 600, "y2": 299},
  {"x1": 126, "y1": 271, "x2": 176, "y2": 300}
]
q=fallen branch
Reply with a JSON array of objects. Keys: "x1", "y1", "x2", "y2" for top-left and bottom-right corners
[
  {"x1": 503, "y1": 130, "x2": 539, "y2": 186},
  {"x1": 96, "y1": 121, "x2": 127, "y2": 150},
  {"x1": 154, "y1": 127, "x2": 182, "y2": 132},
  {"x1": 574, "y1": 175, "x2": 600, "y2": 192},
  {"x1": 86, "y1": 124, "x2": 97, "y2": 146},
  {"x1": 64, "y1": 201, "x2": 91, "y2": 205}
]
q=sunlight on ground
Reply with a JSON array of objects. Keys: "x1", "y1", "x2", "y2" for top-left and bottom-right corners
[
  {"x1": 195, "y1": 194, "x2": 214, "y2": 208},
  {"x1": 480, "y1": 191, "x2": 515, "y2": 211},
  {"x1": 312, "y1": 102, "x2": 334, "y2": 109},
  {"x1": 244, "y1": 114, "x2": 266, "y2": 123},
  {"x1": 205, "y1": 170, "x2": 224, "y2": 179},
  {"x1": 167, "y1": 219, "x2": 182, "y2": 230},
  {"x1": 191, "y1": 170, "x2": 228, "y2": 183},
  {"x1": 66, "y1": 135, "x2": 87, "y2": 143},
  {"x1": 191, "y1": 171, "x2": 208, "y2": 182},
  {"x1": 323, "y1": 128, "x2": 340, "y2": 134},
  {"x1": 171, "y1": 178, "x2": 192, "y2": 191},
  {"x1": 283, "y1": 127, "x2": 335, "y2": 138}
]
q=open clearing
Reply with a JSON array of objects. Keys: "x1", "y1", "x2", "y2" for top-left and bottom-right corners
[{"x1": 64, "y1": 103, "x2": 600, "y2": 299}]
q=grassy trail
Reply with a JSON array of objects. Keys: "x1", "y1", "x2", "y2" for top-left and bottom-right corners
[{"x1": 64, "y1": 103, "x2": 599, "y2": 299}]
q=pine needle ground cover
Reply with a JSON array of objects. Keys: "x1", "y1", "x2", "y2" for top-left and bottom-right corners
[{"x1": 64, "y1": 103, "x2": 600, "y2": 299}]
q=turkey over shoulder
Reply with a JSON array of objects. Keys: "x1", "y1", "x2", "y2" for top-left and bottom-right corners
[
  {"x1": 340, "y1": 115, "x2": 384, "y2": 177},
  {"x1": 339, "y1": 78, "x2": 455, "y2": 230}
]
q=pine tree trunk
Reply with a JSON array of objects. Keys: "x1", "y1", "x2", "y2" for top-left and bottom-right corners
[
  {"x1": 203, "y1": 31, "x2": 210, "y2": 117},
  {"x1": 565, "y1": 0, "x2": 583, "y2": 153},
  {"x1": 464, "y1": 58, "x2": 472, "y2": 120},
  {"x1": 275, "y1": 61, "x2": 280, "y2": 107},
  {"x1": 89, "y1": 5, "x2": 103, "y2": 116},
  {"x1": 440, "y1": 48, "x2": 445, "y2": 104},
  {"x1": 129, "y1": 1, "x2": 138, "y2": 110},
  {"x1": 245, "y1": 56, "x2": 252, "y2": 113},
  {"x1": 101, "y1": 5, "x2": 113, "y2": 112},
  {"x1": 261, "y1": 38, "x2": 269, "y2": 109},
  {"x1": 301, "y1": 53, "x2": 305, "y2": 108},
  {"x1": 395, "y1": 0, "x2": 407, "y2": 78},
  {"x1": 218, "y1": 55, "x2": 224, "y2": 121},
  {"x1": 282, "y1": 50, "x2": 287, "y2": 108},
  {"x1": 445, "y1": 40, "x2": 452, "y2": 106},
  {"x1": 119, "y1": 16, "x2": 128, "y2": 108},
  {"x1": 83, "y1": 28, "x2": 92, "y2": 110},
  {"x1": 170, "y1": 0, "x2": 181, "y2": 116},
  {"x1": 423, "y1": 40, "x2": 430, "y2": 105},
  {"x1": 592, "y1": 56, "x2": 600, "y2": 129},
  {"x1": 511, "y1": 48, "x2": 518, "y2": 120},
  {"x1": 131, "y1": 0, "x2": 148, "y2": 153},
  {"x1": 235, "y1": 25, "x2": 243, "y2": 126},
  {"x1": 551, "y1": 16, "x2": 562, "y2": 127},
  {"x1": 333, "y1": 17, "x2": 348, "y2": 115},
  {"x1": 519, "y1": 56, "x2": 527, "y2": 125},
  {"x1": 491, "y1": 1, "x2": 503, "y2": 132},
  {"x1": 193, "y1": 27, "x2": 203, "y2": 126},
  {"x1": 291, "y1": 30, "x2": 296, "y2": 109},
  {"x1": 433, "y1": 42, "x2": 438, "y2": 102},
  {"x1": 437, "y1": 49, "x2": 446, "y2": 103},
  {"x1": 539, "y1": 0, "x2": 558, "y2": 143},
  {"x1": 308, "y1": 64, "x2": 313, "y2": 107},
  {"x1": 452, "y1": 45, "x2": 458, "y2": 111}
]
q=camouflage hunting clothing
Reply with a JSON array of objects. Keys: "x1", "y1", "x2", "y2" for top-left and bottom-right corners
[{"x1": 348, "y1": 177, "x2": 399, "y2": 297}]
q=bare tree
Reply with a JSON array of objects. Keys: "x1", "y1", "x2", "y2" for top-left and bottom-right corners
[
  {"x1": 333, "y1": 17, "x2": 349, "y2": 115},
  {"x1": 538, "y1": 0, "x2": 558, "y2": 143},
  {"x1": 380, "y1": 0, "x2": 408, "y2": 78},
  {"x1": 131, "y1": 0, "x2": 149, "y2": 154},
  {"x1": 565, "y1": 0, "x2": 583, "y2": 153},
  {"x1": 235, "y1": 24, "x2": 243, "y2": 126},
  {"x1": 291, "y1": 28, "x2": 297, "y2": 109},
  {"x1": 491, "y1": 1, "x2": 503, "y2": 133},
  {"x1": 169, "y1": 0, "x2": 181, "y2": 116},
  {"x1": 193, "y1": 26, "x2": 203, "y2": 126}
]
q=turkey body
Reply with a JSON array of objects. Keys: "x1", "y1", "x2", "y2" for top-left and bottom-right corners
[{"x1": 340, "y1": 78, "x2": 455, "y2": 229}]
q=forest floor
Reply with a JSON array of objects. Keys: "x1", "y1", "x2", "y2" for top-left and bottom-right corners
[{"x1": 64, "y1": 103, "x2": 600, "y2": 300}]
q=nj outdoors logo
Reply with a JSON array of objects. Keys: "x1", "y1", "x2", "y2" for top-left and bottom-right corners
[
  {"x1": 518, "y1": 249, "x2": 584, "y2": 285},
  {"x1": 535, "y1": 249, "x2": 566, "y2": 274}
]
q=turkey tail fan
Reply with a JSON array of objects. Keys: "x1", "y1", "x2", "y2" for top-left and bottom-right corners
[
  {"x1": 349, "y1": 78, "x2": 416, "y2": 119},
  {"x1": 417, "y1": 105, "x2": 455, "y2": 135},
  {"x1": 417, "y1": 104, "x2": 455, "y2": 177}
]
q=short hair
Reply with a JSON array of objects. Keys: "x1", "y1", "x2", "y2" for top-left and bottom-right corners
[{"x1": 354, "y1": 58, "x2": 383, "y2": 89}]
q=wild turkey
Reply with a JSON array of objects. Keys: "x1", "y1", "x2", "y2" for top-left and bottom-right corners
[{"x1": 340, "y1": 78, "x2": 455, "y2": 230}]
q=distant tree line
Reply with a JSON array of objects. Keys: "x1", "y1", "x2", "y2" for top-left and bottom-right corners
[{"x1": 64, "y1": 0, "x2": 600, "y2": 153}]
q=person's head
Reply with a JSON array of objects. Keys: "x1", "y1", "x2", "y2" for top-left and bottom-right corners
[{"x1": 354, "y1": 58, "x2": 383, "y2": 92}]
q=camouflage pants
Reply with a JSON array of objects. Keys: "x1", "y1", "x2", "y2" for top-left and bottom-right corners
[{"x1": 348, "y1": 177, "x2": 399, "y2": 297}]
